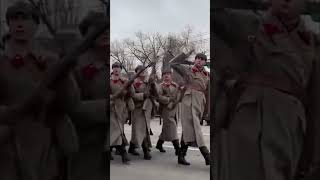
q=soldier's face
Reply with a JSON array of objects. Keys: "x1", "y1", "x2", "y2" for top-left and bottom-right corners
[
  {"x1": 8, "y1": 13, "x2": 37, "y2": 41},
  {"x1": 270, "y1": 0, "x2": 306, "y2": 19},
  {"x1": 112, "y1": 66, "x2": 121, "y2": 76},
  {"x1": 194, "y1": 57, "x2": 206, "y2": 68},
  {"x1": 163, "y1": 72, "x2": 172, "y2": 82}
]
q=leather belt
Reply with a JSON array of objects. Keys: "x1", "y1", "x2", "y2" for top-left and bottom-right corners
[
  {"x1": 242, "y1": 73, "x2": 306, "y2": 105},
  {"x1": 189, "y1": 85, "x2": 206, "y2": 93}
]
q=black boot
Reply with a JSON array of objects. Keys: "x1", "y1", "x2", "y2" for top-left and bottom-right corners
[
  {"x1": 178, "y1": 141, "x2": 190, "y2": 165},
  {"x1": 118, "y1": 146, "x2": 130, "y2": 164},
  {"x1": 199, "y1": 146, "x2": 211, "y2": 165},
  {"x1": 172, "y1": 140, "x2": 180, "y2": 156},
  {"x1": 110, "y1": 151, "x2": 114, "y2": 160},
  {"x1": 142, "y1": 141, "x2": 152, "y2": 160},
  {"x1": 115, "y1": 148, "x2": 121, "y2": 155},
  {"x1": 156, "y1": 139, "x2": 166, "y2": 153},
  {"x1": 128, "y1": 142, "x2": 140, "y2": 156}
]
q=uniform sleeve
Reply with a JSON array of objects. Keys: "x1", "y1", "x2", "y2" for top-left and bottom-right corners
[
  {"x1": 125, "y1": 82, "x2": 135, "y2": 97},
  {"x1": 132, "y1": 92, "x2": 144, "y2": 101},
  {"x1": 213, "y1": 9, "x2": 260, "y2": 83},
  {"x1": 48, "y1": 55, "x2": 81, "y2": 114},
  {"x1": 157, "y1": 85, "x2": 170, "y2": 104},
  {"x1": 131, "y1": 85, "x2": 144, "y2": 101}
]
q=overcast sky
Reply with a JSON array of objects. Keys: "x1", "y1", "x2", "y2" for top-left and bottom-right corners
[{"x1": 110, "y1": 0, "x2": 210, "y2": 41}]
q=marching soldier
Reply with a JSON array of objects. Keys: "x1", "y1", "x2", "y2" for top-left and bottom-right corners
[
  {"x1": 0, "y1": 1, "x2": 80, "y2": 179},
  {"x1": 70, "y1": 11, "x2": 108, "y2": 180},
  {"x1": 128, "y1": 65, "x2": 153, "y2": 160},
  {"x1": 156, "y1": 67, "x2": 190, "y2": 165},
  {"x1": 213, "y1": 0, "x2": 320, "y2": 179},
  {"x1": 179, "y1": 53, "x2": 211, "y2": 165},
  {"x1": 110, "y1": 62, "x2": 133, "y2": 164}
]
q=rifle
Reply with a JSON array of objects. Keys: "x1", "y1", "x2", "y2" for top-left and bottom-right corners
[{"x1": 111, "y1": 62, "x2": 155, "y2": 101}]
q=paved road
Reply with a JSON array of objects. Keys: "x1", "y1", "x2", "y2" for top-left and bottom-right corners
[{"x1": 110, "y1": 118, "x2": 210, "y2": 180}]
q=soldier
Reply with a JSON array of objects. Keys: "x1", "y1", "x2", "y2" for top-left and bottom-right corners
[
  {"x1": 128, "y1": 65, "x2": 153, "y2": 160},
  {"x1": 213, "y1": 0, "x2": 320, "y2": 179},
  {"x1": 0, "y1": 1, "x2": 80, "y2": 179},
  {"x1": 110, "y1": 62, "x2": 133, "y2": 164},
  {"x1": 179, "y1": 53, "x2": 211, "y2": 165},
  {"x1": 155, "y1": 67, "x2": 190, "y2": 165},
  {"x1": 70, "y1": 11, "x2": 108, "y2": 180}
]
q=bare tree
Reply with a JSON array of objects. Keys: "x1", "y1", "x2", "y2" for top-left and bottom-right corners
[
  {"x1": 110, "y1": 26, "x2": 209, "y2": 78},
  {"x1": 110, "y1": 40, "x2": 133, "y2": 73},
  {"x1": 124, "y1": 32, "x2": 167, "y2": 77}
]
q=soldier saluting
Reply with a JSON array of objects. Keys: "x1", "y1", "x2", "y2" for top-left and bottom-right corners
[
  {"x1": 179, "y1": 53, "x2": 211, "y2": 165},
  {"x1": 0, "y1": 1, "x2": 80, "y2": 179},
  {"x1": 213, "y1": 0, "x2": 320, "y2": 179},
  {"x1": 155, "y1": 67, "x2": 190, "y2": 165},
  {"x1": 128, "y1": 65, "x2": 153, "y2": 160},
  {"x1": 110, "y1": 62, "x2": 133, "y2": 164}
]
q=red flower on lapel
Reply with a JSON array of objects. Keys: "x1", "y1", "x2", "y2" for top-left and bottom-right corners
[
  {"x1": 162, "y1": 82, "x2": 171, "y2": 87},
  {"x1": 298, "y1": 31, "x2": 311, "y2": 45},
  {"x1": 192, "y1": 67, "x2": 208, "y2": 76},
  {"x1": 112, "y1": 78, "x2": 124, "y2": 84},
  {"x1": 134, "y1": 81, "x2": 142, "y2": 89},
  {"x1": 192, "y1": 67, "x2": 199, "y2": 73},
  {"x1": 11, "y1": 55, "x2": 25, "y2": 68},
  {"x1": 82, "y1": 63, "x2": 98, "y2": 80},
  {"x1": 263, "y1": 24, "x2": 282, "y2": 36}
]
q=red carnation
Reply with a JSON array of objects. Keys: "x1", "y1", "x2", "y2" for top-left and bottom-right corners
[
  {"x1": 263, "y1": 24, "x2": 282, "y2": 36},
  {"x1": 163, "y1": 82, "x2": 170, "y2": 87},
  {"x1": 11, "y1": 55, "x2": 25, "y2": 68},
  {"x1": 82, "y1": 63, "x2": 98, "y2": 80},
  {"x1": 134, "y1": 82, "x2": 142, "y2": 89},
  {"x1": 192, "y1": 67, "x2": 199, "y2": 73}
]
